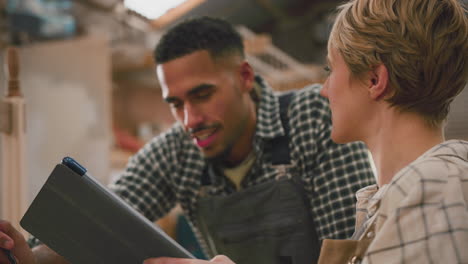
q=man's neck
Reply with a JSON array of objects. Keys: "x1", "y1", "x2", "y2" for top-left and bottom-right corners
[{"x1": 223, "y1": 83, "x2": 260, "y2": 166}]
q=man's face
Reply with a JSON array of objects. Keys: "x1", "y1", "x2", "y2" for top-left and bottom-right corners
[{"x1": 157, "y1": 50, "x2": 256, "y2": 163}]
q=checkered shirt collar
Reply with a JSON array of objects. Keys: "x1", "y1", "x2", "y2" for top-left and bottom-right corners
[{"x1": 254, "y1": 76, "x2": 286, "y2": 139}]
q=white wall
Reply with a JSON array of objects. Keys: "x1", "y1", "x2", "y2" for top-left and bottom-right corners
[{"x1": 0, "y1": 36, "x2": 112, "y2": 218}]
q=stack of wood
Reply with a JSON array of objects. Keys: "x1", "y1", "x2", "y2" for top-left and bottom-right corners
[{"x1": 240, "y1": 26, "x2": 326, "y2": 91}]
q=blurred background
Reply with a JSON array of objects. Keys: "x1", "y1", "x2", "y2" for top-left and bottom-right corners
[{"x1": 0, "y1": 0, "x2": 467, "y2": 253}]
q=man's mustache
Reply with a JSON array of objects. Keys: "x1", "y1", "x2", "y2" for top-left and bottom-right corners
[{"x1": 187, "y1": 124, "x2": 219, "y2": 135}]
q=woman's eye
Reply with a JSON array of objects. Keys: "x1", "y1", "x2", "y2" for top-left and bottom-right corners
[{"x1": 324, "y1": 66, "x2": 331, "y2": 74}]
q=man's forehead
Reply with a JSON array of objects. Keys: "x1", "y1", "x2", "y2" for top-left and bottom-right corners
[{"x1": 156, "y1": 66, "x2": 216, "y2": 99}]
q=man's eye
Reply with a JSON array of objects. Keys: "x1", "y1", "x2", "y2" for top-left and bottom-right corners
[
  {"x1": 170, "y1": 101, "x2": 182, "y2": 109},
  {"x1": 195, "y1": 91, "x2": 212, "y2": 100}
]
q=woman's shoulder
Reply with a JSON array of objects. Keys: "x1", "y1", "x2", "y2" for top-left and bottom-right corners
[{"x1": 381, "y1": 140, "x2": 468, "y2": 212}]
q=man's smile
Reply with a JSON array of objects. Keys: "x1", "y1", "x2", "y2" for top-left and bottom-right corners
[{"x1": 190, "y1": 126, "x2": 220, "y2": 148}]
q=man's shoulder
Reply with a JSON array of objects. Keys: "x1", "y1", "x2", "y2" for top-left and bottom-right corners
[
  {"x1": 291, "y1": 83, "x2": 326, "y2": 102},
  {"x1": 285, "y1": 83, "x2": 331, "y2": 129},
  {"x1": 274, "y1": 83, "x2": 324, "y2": 100},
  {"x1": 286, "y1": 84, "x2": 329, "y2": 114}
]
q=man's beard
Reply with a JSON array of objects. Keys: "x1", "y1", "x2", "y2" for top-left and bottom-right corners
[{"x1": 204, "y1": 140, "x2": 236, "y2": 167}]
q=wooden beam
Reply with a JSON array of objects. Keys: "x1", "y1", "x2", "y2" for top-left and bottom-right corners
[
  {"x1": 150, "y1": 0, "x2": 206, "y2": 30},
  {"x1": 244, "y1": 34, "x2": 272, "y2": 55},
  {"x1": 1, "y1": 47, "x2": 27, "y2": 235},
  {"x1": 0, "y1": 101, "x2": 11, "y2": 134}
]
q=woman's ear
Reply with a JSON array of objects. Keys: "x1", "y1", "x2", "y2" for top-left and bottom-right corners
[{"x1": 368, "y1": 64, "x2": 389, "y2": 100}]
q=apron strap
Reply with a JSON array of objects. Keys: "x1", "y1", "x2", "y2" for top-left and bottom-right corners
[
  {"x1": 268, "y1": 91, "x2": 295, "y2": 165},
  {"x1": 318, "y1": 214, "x2": 378, "y2": 264}
]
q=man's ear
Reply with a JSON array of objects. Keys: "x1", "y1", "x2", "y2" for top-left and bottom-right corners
[
  {"x1": 368, "y1": 64, "x2": 389, "y2": 100},
  {"x1": 239, "y1": 61, "x2": 255, "y2": 93}
]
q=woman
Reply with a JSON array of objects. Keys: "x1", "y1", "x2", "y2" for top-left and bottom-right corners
[{"x1": 316, "y1": 0, "x2": 468, "y2": 262}]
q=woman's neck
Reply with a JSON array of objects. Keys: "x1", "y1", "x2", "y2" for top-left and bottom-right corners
[{"x1": 365, "y1": 110, "x2": 444, "y2": 186}]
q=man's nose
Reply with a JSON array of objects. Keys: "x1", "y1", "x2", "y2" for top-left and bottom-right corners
[{"x1": 183, "y1": 104, "x2": 204, "y2": 129}]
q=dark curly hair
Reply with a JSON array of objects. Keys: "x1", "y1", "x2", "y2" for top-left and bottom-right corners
[{"x1": 154, "y1": 16, "x2": 245, "y2": 64}]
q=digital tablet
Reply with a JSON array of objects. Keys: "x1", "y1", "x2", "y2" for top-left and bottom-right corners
[{"x1": 20, "y1": 157, "x2": 195, "y2": 264}]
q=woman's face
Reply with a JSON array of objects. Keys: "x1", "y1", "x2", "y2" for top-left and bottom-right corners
[{"x1": 320, "y1": 47, "x2": 374, "y2": 143}]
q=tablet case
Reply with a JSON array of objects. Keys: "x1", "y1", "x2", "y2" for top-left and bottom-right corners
[{"x1": 20, "y1": 161, "x2": 195, "y2": 264}]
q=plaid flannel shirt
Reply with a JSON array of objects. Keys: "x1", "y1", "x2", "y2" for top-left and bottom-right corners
[
  {"x1": 355, "y1": 140, "x2": 468, "y2": 264},
  {"x1": 109, "y1": 79, "x2": 376, "y2": 242}
]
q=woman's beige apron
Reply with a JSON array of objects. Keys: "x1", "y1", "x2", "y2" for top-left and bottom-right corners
[{"x1": 318, "y1": 215, "x2": 377, "y2": 264}]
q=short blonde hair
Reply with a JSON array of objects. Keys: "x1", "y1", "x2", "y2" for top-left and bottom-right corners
[{"x1": 329, "y1": 0, "x2": 468, "y2": 127}]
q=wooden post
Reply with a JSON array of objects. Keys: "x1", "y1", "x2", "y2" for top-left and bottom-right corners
[{"x1": 0, "y1": 47, "x2": 27, "y2": 234}]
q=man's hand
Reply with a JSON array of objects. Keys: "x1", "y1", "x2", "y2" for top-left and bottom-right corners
[
  {"x1": 0, "y1": 220, "x2": 36, "y2": 264},
  {"x1": 144, "y1": 255, "x2": 235, "y2": 264}
]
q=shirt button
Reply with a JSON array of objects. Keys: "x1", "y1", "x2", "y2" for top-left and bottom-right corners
[{"x1": 366, "y1": 231, "x2": 374, "y2": 238}]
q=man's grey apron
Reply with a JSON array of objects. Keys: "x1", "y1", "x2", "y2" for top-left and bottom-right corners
[{"x1": 196, "y1": 92, "x2": 321, "y2": 264}]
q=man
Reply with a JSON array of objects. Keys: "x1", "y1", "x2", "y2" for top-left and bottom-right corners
[{"x1": 0, "y1": 16, "x2": 375, "y2": 264}]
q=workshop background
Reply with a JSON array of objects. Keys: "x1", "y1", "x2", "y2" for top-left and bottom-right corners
[{"x1": 0, "y1": 0, "x2": 467, "y2": 244}]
